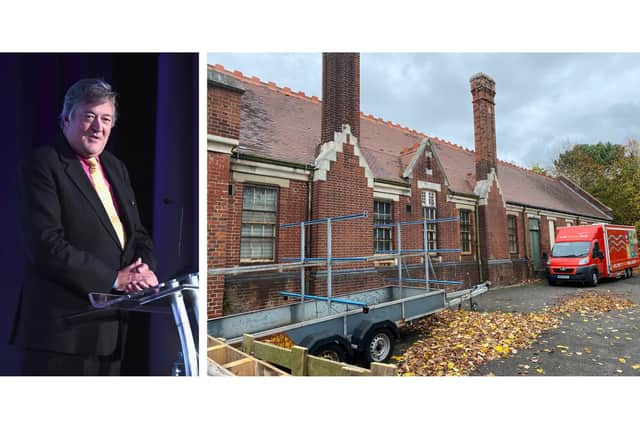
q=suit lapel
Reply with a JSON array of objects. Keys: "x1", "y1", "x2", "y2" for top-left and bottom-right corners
[{"x1": 57, "y1": 140, "x2": 124, "y2": 251}]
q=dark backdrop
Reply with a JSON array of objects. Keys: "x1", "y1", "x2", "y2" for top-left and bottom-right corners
[{"x1": 0, "y1": 53, "x2": 198, "y2": 375}]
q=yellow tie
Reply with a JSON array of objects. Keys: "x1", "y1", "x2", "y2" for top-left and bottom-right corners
[{"x1": 87, "y1": 157, "x2": 126, "y2": 249}]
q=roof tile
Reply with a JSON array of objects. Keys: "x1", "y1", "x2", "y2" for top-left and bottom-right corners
[{"x1": 211, "y1": 65, "x2": 611, "y2": 220}]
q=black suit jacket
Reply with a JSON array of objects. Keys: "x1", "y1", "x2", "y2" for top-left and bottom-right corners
[{"x1": 12, "y1": 138, "x2": 156, "y2": 356}]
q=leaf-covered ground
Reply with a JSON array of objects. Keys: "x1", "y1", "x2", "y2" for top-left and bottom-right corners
[
  {"x1": 547, "y1": 291, "x2": 636, "y2": 315},
  {"x1": 396, "y1": 291, "x2": 637, "y2": 376}
]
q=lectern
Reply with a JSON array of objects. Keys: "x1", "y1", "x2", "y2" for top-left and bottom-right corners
[{"x1": 86, "y1": 273, "x2": 199, "y2": 376}]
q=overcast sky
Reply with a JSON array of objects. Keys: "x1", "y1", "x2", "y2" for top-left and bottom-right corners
[{"x1": 208, "y1": 52, "x2": 640, "y2": 169}]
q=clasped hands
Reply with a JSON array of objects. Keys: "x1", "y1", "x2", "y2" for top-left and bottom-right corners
[{"x1": 116, "y1": 258, "x2": 159, "y2": 293}]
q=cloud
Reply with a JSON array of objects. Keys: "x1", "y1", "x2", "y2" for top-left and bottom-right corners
[{"x1": 208, "y1": 52, "x2": 640, "y2": 169}]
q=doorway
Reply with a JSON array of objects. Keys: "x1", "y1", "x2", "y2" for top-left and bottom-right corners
[{"x1": 529, "y1": 218, "x2": 541, "y2": 270}]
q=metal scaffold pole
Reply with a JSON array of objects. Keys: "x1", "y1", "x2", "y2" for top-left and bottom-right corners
[
  {"x1": 397, "y1": 222, "x2": 402, "y2": 288},
  {"x1": 327, "y1": 218, "x2": 333, "y2": 307},
  {"x1": 300, "y1": 223, "x2": 305, "y2": 303},
  {"x1": 424, "y1": 217, "x2": 430, "y2": 291}
]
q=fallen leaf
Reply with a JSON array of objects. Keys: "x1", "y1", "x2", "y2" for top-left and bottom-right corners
[{"x1": 397, "y1": 309, "x2": 559, "y2": 376}]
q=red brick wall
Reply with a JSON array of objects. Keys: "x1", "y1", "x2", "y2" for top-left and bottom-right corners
[
  {"x1": 309, "y1": 139, "x2": 375, "y2": 298},
  {"x1": 224, "y1": 274, "x2": 302, "y2": 314},
  {"x1": 207, "y1": 82, "x2": 242, "y2": 319},
  {"x1": 208, "y1": 85, "x2": 242, "y2": 139},
  {"x1": 277, "y1": 180, "x2": 309, "y2": 260},
  {"x1": 478, "y1": 178, "x2": 511, "y2": 285},
  {"x1": 218, "y1": 178, "x2": 309, "y2": 313},
  {"x1": 207, "y1": 151, "x2": 231, "y2": 318},
  {"x1": 540, "y1": 215, "x2": 551, "y2": 260},
  {"x1": 311, "y1": 142, "x2": 374, "y2": 260}
]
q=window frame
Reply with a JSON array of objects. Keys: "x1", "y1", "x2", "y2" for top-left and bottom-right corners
[
  {"x1": 460, "y1": 209, "x2": 472, "y2": 254},
  {"x1": 422, "y1": 191, "x2": 437, "y2": 252},
  {"x1": 240, "y1": 184, "x2": 279, "y2": 263},
  {"x1": 508, "y1": 215, "x2": 518, "y2": 255},
  {"x1": 373, "y1": 199, "x2": 393, "y2": 253}
]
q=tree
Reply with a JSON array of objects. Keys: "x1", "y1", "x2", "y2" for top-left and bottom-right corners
[
  {"x1": 530, "y1": 163, "x2": 550, "y2": 176},
  {"x1": 553, "y1": 140, "x2": 640, "y2": 226}
]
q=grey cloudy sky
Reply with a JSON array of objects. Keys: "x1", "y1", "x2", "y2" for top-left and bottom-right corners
[{"x1": 208, "y1": 52, "x2": 640, "y2": 169}]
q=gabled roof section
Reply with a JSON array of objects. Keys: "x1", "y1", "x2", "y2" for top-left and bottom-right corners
[
  {"x1": 209, "y1": 64, "x2": 613, "y2": 221},
  {"x1": 401, "y1": 138, "x2": 450, "y2": 187}
]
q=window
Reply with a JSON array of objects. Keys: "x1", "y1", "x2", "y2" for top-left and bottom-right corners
[
  {"x1": 460, "y1": 210, "x2": 472, "y2": 253},
  {"x1": 508, "y1": 215, "x2": 518, "y2": 254},
  {"x1": 422, "y1": 191, "x2": 437, "y2": 251},
  {"x1": 240, "y1": 185, "x2": 278, "y2": 262},
  {"x1": 374, "y1": 200, "x2": 393, "y2": 252}
]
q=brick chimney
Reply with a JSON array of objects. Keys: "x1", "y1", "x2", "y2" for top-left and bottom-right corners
[
  {"x1": 321, "y1": 53, "x2": 360, "y2": 144},
  {"x1": 470, "y1": 73, "x2": 497, "y2": 181},
  {"x1": 311, "y1": 52, "x2": 374, "y2": 298}
]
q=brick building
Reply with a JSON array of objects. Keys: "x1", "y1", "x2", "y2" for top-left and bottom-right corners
[{"x1": 207, "y1": 53, "x2": 612, "y2": 319}]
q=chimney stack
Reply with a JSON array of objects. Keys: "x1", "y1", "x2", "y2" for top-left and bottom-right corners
[
  {"x1": 470, "y1": 73, "x2": 497, "y2": 181},
  {"x1": 321, "y1": 53, "x2": 360, "y2": 144}
]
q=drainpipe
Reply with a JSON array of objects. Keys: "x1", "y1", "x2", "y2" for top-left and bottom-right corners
[
  {"x1": 522, "y1": 206, "x2": 530, "y2": 276},
  {"x1": 306, "y1": 165, "x2": 314, "y2": 258},
  {"x1": 474, "y1": 203, "x2": 483, "y2": 282}
]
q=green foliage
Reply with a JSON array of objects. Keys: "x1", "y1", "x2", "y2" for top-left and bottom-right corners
[
  {"x1": 553, "y1": 140, "x2": 640, "y2": 226},
  {"x1": 531, "y1": 163, "x2": 550, "y2": 176}
]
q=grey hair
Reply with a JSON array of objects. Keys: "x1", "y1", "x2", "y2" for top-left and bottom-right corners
[{"x1": 59, "y1": 78, "x2": 118, "y2": 129}]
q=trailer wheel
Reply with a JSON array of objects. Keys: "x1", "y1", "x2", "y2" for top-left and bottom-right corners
[
  {"x1": 311, "y1": 343, "x2": 347, "y2": 363},
  {"x1": 363, "y1": 328, "x2": 395, "y2": 363}
]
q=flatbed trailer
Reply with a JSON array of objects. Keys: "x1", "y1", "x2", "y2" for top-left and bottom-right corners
[{"x1": 207, "y1": 282, "x2": 488, "y2": 364}]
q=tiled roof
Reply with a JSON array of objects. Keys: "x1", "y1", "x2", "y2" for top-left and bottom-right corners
[{"x1": 209, "y1": 64, "x2": 612, "y2": 220}]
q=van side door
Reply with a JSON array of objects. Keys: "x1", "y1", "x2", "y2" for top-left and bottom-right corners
[{"x1": 593, "y1": 240, "x2": 605, "y2": 276}]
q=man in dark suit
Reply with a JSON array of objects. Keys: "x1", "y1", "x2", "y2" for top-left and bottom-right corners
[{"x1": 12, "y1": 78, "x2": 159, "y2": 375}]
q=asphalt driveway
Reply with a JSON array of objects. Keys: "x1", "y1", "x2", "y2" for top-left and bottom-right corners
[{"x1": 395, "y1": 276, "x2": 640, "y2": 376}]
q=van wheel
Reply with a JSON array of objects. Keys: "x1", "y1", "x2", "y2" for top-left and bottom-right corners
[
  {"x1": 363, "y1": 328, "x2": 395, "y2": 363},
  {"x1": 588, "y1": 270, "x2": 598, "y2": 287}
]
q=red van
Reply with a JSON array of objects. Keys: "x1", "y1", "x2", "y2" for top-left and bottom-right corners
[{"x1": 546, "y1": 223, "x2": 640, "y2": 286}]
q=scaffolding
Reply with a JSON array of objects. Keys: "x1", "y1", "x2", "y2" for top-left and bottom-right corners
[
  {"x1": 373, "y1": 216, "x2": 463, "y2": 290},
  {"x1": 209, "y1": 211, "x2": 471, "y2": 311}
]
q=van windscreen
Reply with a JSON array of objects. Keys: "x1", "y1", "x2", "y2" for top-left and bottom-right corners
[{"x1": 551, "y1": 241, "x2": 591, "y2": 258}]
